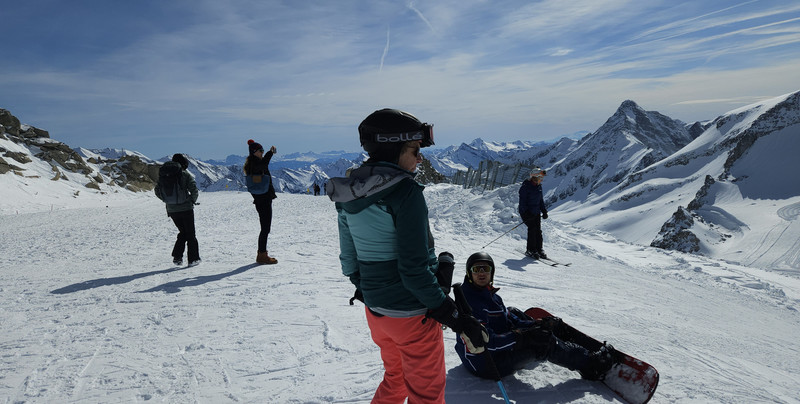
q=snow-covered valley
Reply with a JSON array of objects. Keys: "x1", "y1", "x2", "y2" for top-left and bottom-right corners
[{"x1": 2, "y1": 188, "x2": 798, "y2": 403}]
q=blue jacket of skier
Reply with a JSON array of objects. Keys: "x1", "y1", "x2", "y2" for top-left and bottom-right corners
[
  {"x1": 518, "y1": 179, "x2": 547, "y2": 219},
  {"x1": 326, "y1": 161, "x2": 446, "y2": 316},
  {"x1": 456, "y1": 278, "x2": 538, "y2": 378}
]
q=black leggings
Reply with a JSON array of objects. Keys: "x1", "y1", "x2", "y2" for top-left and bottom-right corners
[{"x1": 254, "y1": 197, "x2": 272, "y2": 252}]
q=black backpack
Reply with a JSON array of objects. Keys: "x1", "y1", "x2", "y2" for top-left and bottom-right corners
[{"x1": 158, "y1": 161, "x2": 189, "y2": 205}]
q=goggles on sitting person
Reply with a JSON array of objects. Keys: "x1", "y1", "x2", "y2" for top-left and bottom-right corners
[
  {"x1": 470, "y1": 264, "x2": 493, "y2": 274},
  {"x1": 370, "y1": 123, "x2": 434, "y2": 148}
]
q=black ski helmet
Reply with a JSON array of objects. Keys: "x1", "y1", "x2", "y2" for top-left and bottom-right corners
[
  {"x1": 358, "y1": 108, "x2": 434, "y2": 160},
  {"x1": 466, "y1": 252, "x2": 495, "y2": 285}
]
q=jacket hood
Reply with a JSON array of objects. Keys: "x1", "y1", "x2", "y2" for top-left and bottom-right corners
[{"x1": 326, "y1": 162, "x2": 415, "y2": 208}]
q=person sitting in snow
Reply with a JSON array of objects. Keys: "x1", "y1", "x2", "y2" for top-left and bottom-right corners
[
  {"x1": 455, "y1": 251, "x2": 622, "y2": 381},
  {"x1": 519, "y1": 167, "x2": 549, "y2": 259}
]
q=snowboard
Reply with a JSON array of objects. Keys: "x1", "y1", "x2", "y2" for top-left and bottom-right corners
[{"x1": 524, "y1": 308, "x2": 659, "y2": 404}]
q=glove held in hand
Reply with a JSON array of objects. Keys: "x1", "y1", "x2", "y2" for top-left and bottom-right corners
[{"x1": 428, "y1": 298, "x2": 489, "y2": 353}]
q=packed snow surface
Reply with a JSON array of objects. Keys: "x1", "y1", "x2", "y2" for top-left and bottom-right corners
[{"x1": 2, "y1": 186, "x2": 799, "y2": 403}]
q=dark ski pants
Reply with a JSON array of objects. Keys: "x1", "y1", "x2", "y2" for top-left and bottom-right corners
[
  {"x1": 169, "y1": 209, "x2": 200, "y2": 262},
  {"x1": 504, "y1": 326, "x2": 591, "y2": 377},
  {"x1": 525, "y1": 214, "x2": 543, "y2": 252},
  {"x1": 254, "y1": 198, "x2": 273, "y2": 252}
]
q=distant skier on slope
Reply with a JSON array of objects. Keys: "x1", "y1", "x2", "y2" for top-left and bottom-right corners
[
  {"x1": 519, "y1": 167, "x2": 549, "y2": 259},
  {"x1": 327, "y1": 108, "x2": 488, "y2": 404},
  {"x1": 154, "y1": 153, "x2": 201, "y2": 267},
  {"x1": 455, "y1": 252, "x2": 622, "y2": 380}
]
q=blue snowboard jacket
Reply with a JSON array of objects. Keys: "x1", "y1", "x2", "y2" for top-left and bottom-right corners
[{"x1": 456, "y1": 279, "x2": 537, "y2": 378}]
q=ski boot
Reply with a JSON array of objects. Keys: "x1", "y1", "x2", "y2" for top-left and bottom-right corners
[
  {"x1": 580, "y1": 343, "x2": 623, "y2": 381},
  {"x1": 525, "y1": 250, "x2": 540, "y2": 259}
]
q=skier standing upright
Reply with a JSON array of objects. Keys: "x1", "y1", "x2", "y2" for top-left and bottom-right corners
[
  {"x1": 327, "y1": 108, "x2": 488, "y2": 404},
  {"x1": 518, "y1": 168, "x2": 549, "y2": 259}
]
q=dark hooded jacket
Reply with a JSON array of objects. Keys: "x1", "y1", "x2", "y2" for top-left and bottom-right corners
[{"x1": 327, "y1": 161, "x2": 445, "y2": 316}]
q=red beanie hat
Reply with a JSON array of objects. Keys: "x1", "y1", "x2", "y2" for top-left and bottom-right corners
[{"x1": 248, "y1": 139, "x2": 264, "y2": 155}]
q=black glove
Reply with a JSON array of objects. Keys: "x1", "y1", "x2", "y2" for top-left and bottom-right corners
[
  {"x1": 541, "y1": 211, "x2": 548, "y2": 220},
  {"x1": 349, "y1": 289, "x2": 364, "y2": 305},
  {"x1": 428, "y1": 297, "x2": 489, "y2": 353},
  {"x1": 538, "y1": 316, "x2": 562, "y2": 332},
  {"x1": 435, "y1": 252, "x2": 455, "y2": 295}
]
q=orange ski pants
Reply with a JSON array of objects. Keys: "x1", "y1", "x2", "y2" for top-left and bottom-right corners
[{"x1": 366, "y1": 308, "x2": 446, "y2": 404}]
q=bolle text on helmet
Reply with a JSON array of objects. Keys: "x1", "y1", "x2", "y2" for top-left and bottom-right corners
[{"x1": 375, "y1": 131, "x2": 425, "y2": 143}]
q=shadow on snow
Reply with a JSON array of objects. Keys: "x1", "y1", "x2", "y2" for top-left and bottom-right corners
[
  {"x1": 50, "y1": 264, "x2": 260, "y2": 294},
  {"x1": 444, "y1": 362, "x2": 615, "y2": 403},
  {"x1": 136, "y1": 263, "x2": 261, "y2": 294},
  {"x1": 51, "y1": 266, "x2": 185, "y2": 294}
]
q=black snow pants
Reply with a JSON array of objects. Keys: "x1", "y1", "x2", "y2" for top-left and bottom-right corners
[{"x1": 169, "y1": 209, "x2": 200, "y2": 262}]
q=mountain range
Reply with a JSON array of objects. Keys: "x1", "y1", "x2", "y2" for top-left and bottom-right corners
[{"x1": 3, "y1": 90, "x2": 799, "y2": 271}]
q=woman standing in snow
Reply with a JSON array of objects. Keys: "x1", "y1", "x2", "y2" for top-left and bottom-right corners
[
  {"x1": 327, "y1": 108, "x2": 487, "y2": 404},
  {"x1": 243, "y1": 139, "x2": 278, "y2": 264}
]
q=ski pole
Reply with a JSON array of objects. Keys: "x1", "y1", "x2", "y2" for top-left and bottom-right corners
[
  {"x1": 482, "y1": 219, "x2": 527, "y2": 249},
  {"x1": 452, "y1": 283, "x2": 511, "y2": 404}
]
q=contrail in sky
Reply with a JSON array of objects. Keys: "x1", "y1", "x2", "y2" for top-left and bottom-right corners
[
  {"x1": 380, "y1": 26, "x2": 390, "y2": 72},
  {"x1": 408, "y1": 2, "x2": 435, "y2": 32}
]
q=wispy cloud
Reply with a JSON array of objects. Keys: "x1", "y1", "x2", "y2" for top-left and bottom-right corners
[{"x1": 1, "y1": 0, "x2": 798, "y2": 159}]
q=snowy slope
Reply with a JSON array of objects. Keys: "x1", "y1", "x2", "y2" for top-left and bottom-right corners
[
  {"x1": 556, "y1": 91, "x2": 800, "y2": 274},
  {"x1": 1, "y1": 186, "x2": 799, "y2": 403}
]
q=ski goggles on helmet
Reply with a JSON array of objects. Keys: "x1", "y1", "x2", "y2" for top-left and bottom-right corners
[
  {"x1": 369, "y1": 123, "x2": 434, "y2": 148},
  {"x1": 470, "y1": 264, "x2": 493, "y2": 274}
]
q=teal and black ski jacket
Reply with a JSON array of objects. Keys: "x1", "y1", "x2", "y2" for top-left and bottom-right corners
[{"x1": 327, "y1": 162, "x2": 446, "y2": 317}]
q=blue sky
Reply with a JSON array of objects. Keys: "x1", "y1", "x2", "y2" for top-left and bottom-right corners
[{"x1": 2, "y1": 0, "x2": 799, "y2": 160}]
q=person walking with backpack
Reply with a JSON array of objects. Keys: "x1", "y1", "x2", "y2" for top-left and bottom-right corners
[
  {"x1": 243, "y1": 139, "x2": 278, "y2": 265},
  {"x1": 327, "y1": 108, "x2": 488, "y2": 404},
  {"x1": 518, "y1": 168, "x2": 549, "y2": 259},
  {"x1": 154, "y1": 153, "x2": 201, "y2": 267}
]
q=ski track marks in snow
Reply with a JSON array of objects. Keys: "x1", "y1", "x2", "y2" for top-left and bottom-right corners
[{"x1": 1, "y1": 188, "x2": 799, "y2": 403}]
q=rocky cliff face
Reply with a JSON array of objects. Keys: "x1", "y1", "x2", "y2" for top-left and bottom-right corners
[{"x1": 1, "y1": 108, "x2": 160, "y2": 192}]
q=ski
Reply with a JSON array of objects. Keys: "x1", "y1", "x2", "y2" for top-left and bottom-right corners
[
  {"x1": 538, "y1": 257, "x2": 571, "y2": 267},
  {"x1": 519, "y1": 250, "x2": 569, "y2": 266},
  {"x1": 524, "y1": 308, "x2": 659, "y2": 404},
  {"x1": 534, "y1": 258, "x2": 559, "y2": 267}
]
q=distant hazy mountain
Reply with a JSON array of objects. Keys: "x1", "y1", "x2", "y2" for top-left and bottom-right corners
[{"x1": 424, "y1": 138, "x2": 553, "y2": 176}]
